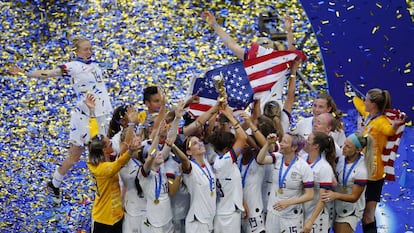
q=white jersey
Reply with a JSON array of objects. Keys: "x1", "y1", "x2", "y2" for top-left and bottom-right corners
[
  {"x1": 294, "y1": 116, "x2": 313, "y2": 139},
  {"x1": 119, "y1": 158, "x2": 146, "y2": 217},
  {"x1": 267, "y1": 153, "x2": 314, "y2": 216},
  {"x1": 335, "y1": 155, "x2": 368, "y2": 219},
  {"x1": 111, "y1": 130, "x2": 122, "y2": 156},
  {"x1": 237, "y1": 156, "x2": 265, "y2": 218},
  {"x1": 295, "y1": 116, "x2": 346, "y2": 147},
  {"x1": 183, "y1": 158, "x2": 216, "y2": 225},
  {"x1": 164, "y1": 156, "x2": 190, "y2": 221},
  {"x1": 261, "y1": 163, "x2": 273, "y2": 213},
  {"x1": 138, "y1": 164, "x2": 172, "y2": 227},
  {"x1": 303, "y1": 156, "x2": 334, "y2": 219},
  {"x1": 63, "y1": 61, "x2": 112, "y2": 117},
  {"x1": 303, "y1": 156, "x2": 334, "y2": 232},
  {"x1": 213, "y1": 149, "x2": 244, "y2": 215}
]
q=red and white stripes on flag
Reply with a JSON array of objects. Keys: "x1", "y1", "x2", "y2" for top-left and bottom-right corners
[
  {"x1": 245, "y1": 49, "x2": 306, "y2": 100},
  {"x1": 187, "y1": 43, "x2": 306, "y2": 118},
  {"x1": 383, "y1": 109, "x2": 406, "y2": 181},
  {"x1": 245, "y1": 43, "x2": 307, "y2": 100}
]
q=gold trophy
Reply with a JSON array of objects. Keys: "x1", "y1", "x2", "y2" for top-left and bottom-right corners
[{"x1": 213, "y1": 72, "x2": 227, "y2": 104}]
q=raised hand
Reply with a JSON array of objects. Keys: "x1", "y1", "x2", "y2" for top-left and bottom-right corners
[
  {"x1": 84, "y1": 94, "x2": 96, "y2": 111},
  {"x1": 202, "y1": 11, "x2": 217, "y2": 26},
  {"x1": 126, "y1": 106, "x2": 139, "y2": 125},
  {"x1": 8, "y1": 65, "x2": 24, "y2": 75},
  {"x1": 267, "y1": 133, "x2": 280, "y2": 152},
  {"x1": 175, "y1": 100, "x2": 185, "y2": 117},
  {"x1": 283, "y1": 15, "x2": 293, "y2": 32},
  {"x1": 129, "y1": 135, "x2": 142, "y2": 151}
]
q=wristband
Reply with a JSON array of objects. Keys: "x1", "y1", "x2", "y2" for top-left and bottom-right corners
[
  {"x1": 212, "y1": 23, "x2": 219, "y2": 29},
  {"x1": 127, "y1": 122, "x2": 136, "y2": 127}
]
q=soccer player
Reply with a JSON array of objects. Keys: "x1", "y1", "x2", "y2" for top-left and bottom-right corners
[{"x1": 8, "y1": 36, "x2": 113, "y2": 204}]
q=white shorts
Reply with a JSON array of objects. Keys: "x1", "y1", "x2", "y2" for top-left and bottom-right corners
[
  {"x1": 142, "y1": 218, "x2": 173, "y2": 233},
  {"x1": 335, "y1": 214, "x2": 361, "y2": 231},
  {"x1": 123, "y1": 212, "x2": 144, "y2": 233},
  {"x1": 242, "y1": 213, "x2": 265, "y2": 233},
  {"x1": 69, "y1": 108, "x2": 108, "y2": 146},
  {"x1": 214, "y1": 211, "x2": 241, "y2": 233},
  {"x1": 265, "y1": 210, "x2": 303, "y2": 233},
  {"x1": 185, "y1": 219, "x2": 212, "y2": 233}
]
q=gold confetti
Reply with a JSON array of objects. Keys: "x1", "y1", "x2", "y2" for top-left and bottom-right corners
[
  {"x1": 321, "y1": 20, "x2": 330, "y2": 25},
  {"x1": 372, "y1": 26, "x2": 380, "y2": 34},
  {"x1": 347, "y1": 5, "x2": 355, "y2": 10}
]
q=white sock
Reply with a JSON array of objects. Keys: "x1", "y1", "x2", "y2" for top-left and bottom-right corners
[{"x1": 52, "y1": 167, "x2": 65, "y2": 188}]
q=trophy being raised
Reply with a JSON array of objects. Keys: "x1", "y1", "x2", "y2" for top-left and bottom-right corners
[{"x1": 213, "y1": 72, "x2": 227, "y2": 103}]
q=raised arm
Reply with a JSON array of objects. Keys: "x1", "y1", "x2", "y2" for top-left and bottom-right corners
[
  {"x1": 284, "y1": 15, "x2": 296, "y2": 50},
  {"x1": 161, "y1": 101, "x2": 185, "y2": 159},
  {"x1": 283, "y1": 59, "x2": 299, "y2": 114},
  {"x1": 169, "y1": 141, "x2": 191, "y2": 173},
  {"x1": 183, "y1": 100, "x2": 219, "y2": 137},
  {"x1": 84, "y1": 94, "x2": 99, "y2": 137},
  {"x1": 240, "y1": 112, "x2": 266, "y2": 147},
  {"x1": 8, "y1": 65, "x2": 63, "y2": 80},
  {"x1": 120, "y1": 106, "x2": 141, "y2": 155},
  {"x1": 150, "y1": 88, "x2": 166, "y2": 140},
  {"x1": 202, "y1": 11, "x2": 245, "y2": 60},
  {"x1": 256, "y1": 133, "x2": 279, "y2": 164},
  {"x1": 221, "y1": 105, "x2": 247, "y2": 157},
  {"x1": 142, "y1": 121, "x2": 163, "y2": 175}
]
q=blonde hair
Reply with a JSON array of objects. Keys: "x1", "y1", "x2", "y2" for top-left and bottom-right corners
[
  {"x1": 71, "y1": 36, "x2": 89, "y2": 51},
  {"x1": 367, "y1": 88, "x2": 392, "y2": 114},
  {"x1": 350, "y1": 132, "x2": 374, "y2": 177}
]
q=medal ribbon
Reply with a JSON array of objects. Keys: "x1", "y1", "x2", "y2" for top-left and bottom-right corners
[
  {"x1": 154, "y1": 167, "x2": 162, "y2": 201},
  {"x1": 279, "y1": 156, "x2": 298, "y2": 190},
  {"x1": 342, "y1": 154, "x2": 362, "y2": 189},
  {"x1": 307, "y1": 155, "x2": 322, "y2": 169},
  {"x1": 191, "y1": 158, "x2": 213, "y2": 193},
  {"x1": 238, "y1": 156, "x2": 254, "y2": 188}
]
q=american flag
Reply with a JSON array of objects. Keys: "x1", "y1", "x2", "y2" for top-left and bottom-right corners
[
  {"x1": 187, "y1": 48, "x2": 306, "y2": 117},
  {"x1": 383, "y1": 108, "x2": 406, "y2": 181},
  {"x1": 187, "y1": 62, "x2": 253, "y2": 117}
]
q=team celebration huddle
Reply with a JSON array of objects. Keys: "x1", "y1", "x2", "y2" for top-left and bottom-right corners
[{"x1": 7, "y1": 10, "x2": 407, "y2": 233}]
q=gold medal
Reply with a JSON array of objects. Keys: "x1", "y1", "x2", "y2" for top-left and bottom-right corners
[
  {"x1": 210, "y1": 191, "x2": 214, "y2": 197},
  {"x1": 154, "y1": 199, "x2": 160, "y2": 204},
  {"x1": 278, "y1": 189, "x2": 283, "y2": 194}
]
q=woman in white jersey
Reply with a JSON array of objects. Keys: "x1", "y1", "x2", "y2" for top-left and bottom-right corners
[
  {"x1": 295, "y1": 93, "x2": 346, "y2": 148},
  {"x1": 170, "y1": 135, "x2": 217, "y2": 233},
  {"x1": 321, "y1": 132, "x2": 373, "y2": 232},
  {"x1": 139, "y1": 105, "x2": 184, "y2": 233},
  {"x1": 236, "y1": 112, "x2": 267, "y2": 233},
  {"x1": 206, "y1": 105, "x2": 247, "y2": 233},
  {"x1": 9, "y1": 36, "x2": 113, "y2": 204},
  {"x1": 302, "y1": 131, "x2": 337, "y2": 233},
  {"x1": 257, "y1": 132, "x2": 314, "y2": 233}
]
